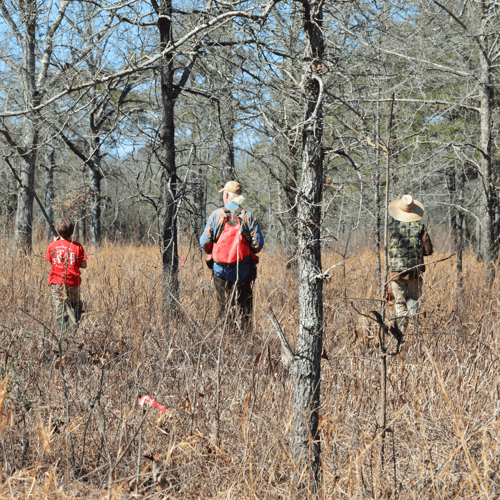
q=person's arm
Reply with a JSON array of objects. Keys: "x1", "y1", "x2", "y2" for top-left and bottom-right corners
[
  {"x1": 200, "y1": 214, "x2": 215, "y2": 254},
  {"x1": 46, "y1": 245, "x2": 53, "y2": 264},
  {"x1": 78, "y1": 245, "x2": 88, "y2": 269},
  {"x1": 422, "y1": 226, "x2": 433, "y2": 256},
  {"x1": 243, "y1": 211, "x2": 264, "y2": 253}
]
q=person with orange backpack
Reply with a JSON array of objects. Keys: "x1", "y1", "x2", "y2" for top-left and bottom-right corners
[{"x1": 200, "y1": 181, "x2": 264, "y2": 329}]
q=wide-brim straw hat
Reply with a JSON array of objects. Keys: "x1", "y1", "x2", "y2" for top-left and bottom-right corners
[{"x1": 388, "y1": 194, "x2": 424, "y2": 222}]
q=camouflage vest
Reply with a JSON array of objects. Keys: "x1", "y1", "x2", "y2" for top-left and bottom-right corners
[{"x1": 389, "y1": 218, "x2": 424, "y2": 273}]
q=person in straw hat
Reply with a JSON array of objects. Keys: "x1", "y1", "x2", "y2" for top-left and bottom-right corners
[
  {"x1": 200, "y1": 181, "x2": 264, "y2": 330},
  {"x1": 387, "y1": 194, "x2": 433, "y2": 334}
]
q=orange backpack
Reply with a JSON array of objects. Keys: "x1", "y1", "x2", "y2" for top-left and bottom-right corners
[{"x1": 212, "y1": 207, "x2": 252, "y2": 265}]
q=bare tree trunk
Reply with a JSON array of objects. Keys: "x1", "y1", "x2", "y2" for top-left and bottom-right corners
[
  {"x1": 378, "y1": 95, "x2": 394, "y2": 488},
  {"x1": 44, "y1": 148, "x2": 55, "y2": 239},
  {"x1": 3, "y1": 169, "x2": 15, "y2": 227},
  {"x1": 15, "y1": 130, "x2": 36, "y2": 251},
  {"x1": 291, "y1": 0, "x2": 324, "y2": 495},
  {"x1": 374, "y1": 170, "x2": 382, "y2": 295},
  {"x1": 216, "y1": 10, "x2": 236, "y2": 187},
  {"x1": 218, "y1": 81, "x2": 236, "y2": 186},
  {"x1": 283, "y1": 136, "x2": 299, "y2": 267},
  {"x1": 87, "y1": 130, "x2": 103, "y2": 246},
  {"x1": 86, "y1": 84, "x2": 104, "y2": 246},
  {"x1": 89, "y1": 163, "x2": 102, "y2": 246},
  {"x1": 219, "y1": 104, "x2": 236, "y2": 186},
  {"x1": 15, "y1": 0, "x2": 38, "y2": 251},
  {"x1": 156, "y1": 0, "x2": 179, "y2": 306},
  {"x1": 478, "y1": 0, "x2": 496, "y2": 287},
  {"x1": 374, "y1": 75, "x2": 382, "y2": 296},
  {"x1": 456, "y1": 167, "x2": 465, "y2": 290},
  {"x1": 193, "y1": 165, "x2": 206, "y2": 250},
  {"x1": 445, "y1": 166, "x2": 456, "y2": 250}
]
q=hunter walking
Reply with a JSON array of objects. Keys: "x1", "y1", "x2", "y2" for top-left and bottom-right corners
[
  {"x1": 388, "y1": 194, "x2": 433, "y2": 332},
  {"x1": 200, "y1": 181, "x2": 264, "y2": 329}
]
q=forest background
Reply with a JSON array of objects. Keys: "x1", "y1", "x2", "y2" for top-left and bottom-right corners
[{"x1": 1, "y1": 0, "x2": 500, "y2": 498}]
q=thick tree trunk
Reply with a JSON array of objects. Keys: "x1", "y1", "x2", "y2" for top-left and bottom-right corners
[
  {"x1": 44, "y1": 148, "x2": 55, "y2": 239},
  {"x1": 15, "y1": 128, "x2": 36, "y2": 251},
  {"x1": 89, "y1": 163, "x2": 102, "y2": 246},
  {"x1": 291, "y1": 0, "x2": 324, "y2": 495},
  {"x1": 88, "y1": 110, "x2": 103, "y2": 245},
  {"x1": 478, "y1": 0, "x2": 496, "y2": 287},
  {"x1": 15, "y1": 0, "x2": 38, "y2": 251},
  {"x1": 157, "y1": 0, "x2": 179, "y2": 306}
]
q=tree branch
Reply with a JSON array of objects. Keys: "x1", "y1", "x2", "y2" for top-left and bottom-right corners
[
  {"x1": 0, "y1": 127, "x2": 26, "y2": 157},
  {"x1": 260, "y1": 307, "x2": 294, "y2": 363}
]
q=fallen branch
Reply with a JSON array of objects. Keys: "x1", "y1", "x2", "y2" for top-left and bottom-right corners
[{"x1": 260, "y1": 307, "x2": 294, "y2": 363}]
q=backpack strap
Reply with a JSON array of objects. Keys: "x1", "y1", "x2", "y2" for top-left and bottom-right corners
[
  {"x1": 234, "y1": 207, "x2": 253, "y2": 245},
  {"x1": 214, "y1": 207, "x2": 236, "y2": 243},
  {"x1": 219, "y1": 206, "x2": 245, "y2": 230}
]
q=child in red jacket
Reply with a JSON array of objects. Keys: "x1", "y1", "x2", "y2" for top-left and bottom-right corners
[{"x1": 46, "y1": 218, "x2": 87, "y2": 329}]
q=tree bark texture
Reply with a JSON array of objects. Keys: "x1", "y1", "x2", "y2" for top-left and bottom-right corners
[
  {"x1": 15, "y1": 121, "x2": 37, "y2": 251},
  {"x1": 15, "y1": 0, "x2": 38, "y2": 251},
  {"x1": 156, "y1": 0, "x2": 179, "y2": 306},
  {"x1": 88, "y1": 128, "x2": 103, "y2": 246},
  {"x1": 478, "y1": 0, "x2": 496, "y2": 287},
  {"x1": 291, "y1": 0, "x2": 324, "y2": 495}
]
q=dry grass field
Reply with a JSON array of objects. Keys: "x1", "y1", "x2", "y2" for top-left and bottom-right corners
[{"x1": 0, "y1": 237, "x2": 499, "y2": 499}]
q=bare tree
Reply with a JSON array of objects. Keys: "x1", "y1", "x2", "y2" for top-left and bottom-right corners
[
  {"x1": 0, "y1": 0, "x2": 71, "y2": 250},
  {"x1": 144, "y1": 0, "x2": 280, "y2": 306},
  {"x1": 291, "y1": 0, "x2": 325, "y2": 494},
  {"x1": 0, "y1": 0, "x2": 129, "y2": 250},
  {"x1": 476, "y1": 0, "x2": 497, "y2": 286}
]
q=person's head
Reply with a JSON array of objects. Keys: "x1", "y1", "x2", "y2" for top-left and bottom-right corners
[
  {"x1": 219, "y1": 180, "x2": 245, "y2": 206},
  {"x1": 388, "y1": 194, "x2": 424, "y2": 222},
  {"x1": 56, "y1": 218, "x2": 75, "y2": 240}
]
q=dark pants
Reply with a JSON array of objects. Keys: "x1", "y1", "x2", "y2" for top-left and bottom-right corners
[{"x1": 213, "y1": 268, "x2": 256, "y2": 328}]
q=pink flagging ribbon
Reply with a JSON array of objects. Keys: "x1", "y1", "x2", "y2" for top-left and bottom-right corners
[
  {"x1": 138, "y1": 395, "x2": 166, "y2": 413},
  {"x1": 178, "y1": 253, "x2": 185, "y2": 267}
]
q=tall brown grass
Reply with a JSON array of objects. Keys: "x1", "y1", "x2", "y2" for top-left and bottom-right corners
[{"x1": 0, "y1": 237, "x2": 498, "y2": 498}]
